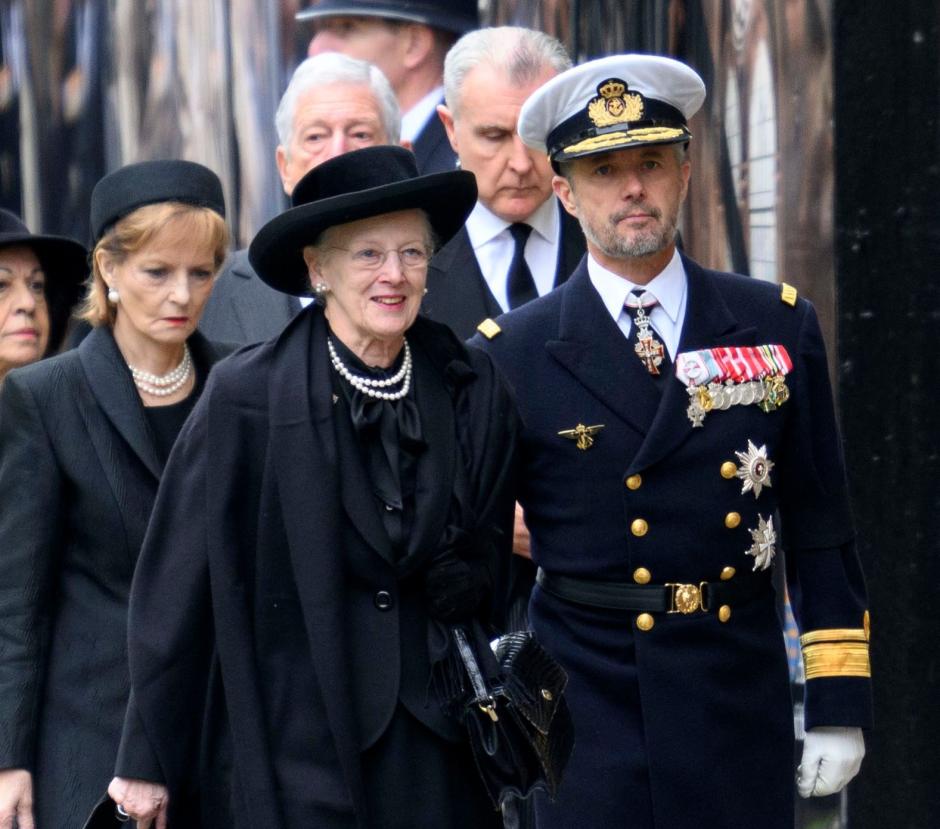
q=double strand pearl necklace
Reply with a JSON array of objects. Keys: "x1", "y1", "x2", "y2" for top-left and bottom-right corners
[
  {"x1": 127, "y1": 344, "x2": 193, "y2": 397},
  {"x1": 327, "y1": 337, "x2": 412, "y2": 401}
]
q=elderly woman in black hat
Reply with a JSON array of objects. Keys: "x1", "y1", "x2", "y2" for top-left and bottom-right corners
[
  {"x1": 0, "y1": 208, "x2": 87, "y2": 384},
  {"x1": 108, "y1": 146, "x2": 516, "y2": 829},
  {"x1": 0, "y1": 160, "x2": 230, "y2": 829}
]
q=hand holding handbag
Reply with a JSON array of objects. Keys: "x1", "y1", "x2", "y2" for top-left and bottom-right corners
[{"x1": 452, "y1": 627, "x2": 574, "y2": 811}]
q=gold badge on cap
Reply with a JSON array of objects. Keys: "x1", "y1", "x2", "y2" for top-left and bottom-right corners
[
  {"x1": 558, "y1": 423, "x2": 605, "y2": 450},
  {"x1": 587, "y1": 78, "x2": 644, "y2": 128}
]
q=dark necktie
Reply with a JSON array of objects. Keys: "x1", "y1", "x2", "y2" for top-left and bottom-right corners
[
  {"x1": 506, "y1": 223, "x2": 538, "y2": 309},
  {"x1": 625, "y1": 288, "x2": 672, "y2": 377}
]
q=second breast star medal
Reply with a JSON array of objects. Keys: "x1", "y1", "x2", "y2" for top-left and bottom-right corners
[{"x1": 558, "y1": 423, "x2": 605, "y2": 450}]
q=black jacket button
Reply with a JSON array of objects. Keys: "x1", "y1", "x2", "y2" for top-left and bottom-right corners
[{"x1": 374, "y1": 590, "x2": 394, "y2": 611}]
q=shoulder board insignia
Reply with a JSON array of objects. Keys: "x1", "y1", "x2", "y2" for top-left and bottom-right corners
[
  {"x1": 477, "y1": 318, "x2": 502, "y2": 339},
  {"x1": 780, "y1": 283, "x2": 798, "y2": 307}
]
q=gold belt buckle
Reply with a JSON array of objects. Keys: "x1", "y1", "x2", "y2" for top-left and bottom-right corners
[{"x1": 666, "y1": 582, "x2": 709, "y2": 614}]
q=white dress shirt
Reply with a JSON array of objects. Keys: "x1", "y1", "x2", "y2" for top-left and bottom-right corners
[
  {"x1": 401, "y1": 85, "x2": 445, "y2": 145},
  {"x1": 587, "y1": 248, "x2": 688, "y2": 360},
  {"x1": 465, "y1": 197, "x2": 561, "y2": 313}
]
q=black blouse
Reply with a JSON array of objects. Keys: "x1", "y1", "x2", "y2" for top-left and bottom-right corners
[
  {"x1": 329, "y1": 334, "x2": 427, "y2": 559},
  {"x1": 143, "y1": 373, "x2": 204, "y2": 465}
]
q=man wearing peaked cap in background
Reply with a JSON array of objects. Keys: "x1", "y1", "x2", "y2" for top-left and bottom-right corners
[
  {"x1": 300, "y1": 0, "x2": 475, "y2": 174},
  {"x1": 472, "y1": 54, "x2": 871, "y2": 828}
]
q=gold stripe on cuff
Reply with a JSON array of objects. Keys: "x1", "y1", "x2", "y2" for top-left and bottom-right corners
[
  {"x1": 800, "y1": 628, "x2": 869, "y2": 646},
  {"x1": 802, "y1": 642, "x2": 871, "y2": 679}
]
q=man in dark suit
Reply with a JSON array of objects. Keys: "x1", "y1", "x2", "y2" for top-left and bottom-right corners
[
  {"x1": 473, "y1": 54, "x2": 871, "y2": 829},
  {"x1": 300, "y1": 0, "x2": 477, "y2": 175},
  {"x1": 424, "y1": 26, "x2": 585, "y2": 341},
  {"x1": 199, "y1": 52, "x2": 400, "y2": 344}
]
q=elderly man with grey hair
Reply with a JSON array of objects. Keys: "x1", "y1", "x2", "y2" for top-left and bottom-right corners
[
  {"x1": 200, "y1": 52, "x2": 401, "y2": 344},
  {"x1": 422, "y1": 26, "x2": 585, "y2": 342}
]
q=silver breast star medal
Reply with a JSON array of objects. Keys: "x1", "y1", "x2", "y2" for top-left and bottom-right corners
[
  {"x1": 558, "y1": 423, "x2": 605, "y2": 450},
  {"x1": 746, "y1": 515, "x2": 777, "y2": 570},
  {"x1": 734, "y1": 440, "x2": 774, "y2": 498}
]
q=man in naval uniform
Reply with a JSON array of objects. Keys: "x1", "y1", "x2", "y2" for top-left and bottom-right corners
[{"x1": 472, "y1": 54, "x2": 871, "y2": 829}]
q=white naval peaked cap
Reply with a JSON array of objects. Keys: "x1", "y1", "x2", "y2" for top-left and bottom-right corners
[{"x1": 518, "y1": 53, "x2": 706, "y2": 162}]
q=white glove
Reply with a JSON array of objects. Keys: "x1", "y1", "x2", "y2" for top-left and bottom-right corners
[{"x1": 797, "y1": 726, "x2": 865, "y2": 797}]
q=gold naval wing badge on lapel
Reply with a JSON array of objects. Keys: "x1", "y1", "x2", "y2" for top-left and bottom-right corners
[{"x1": 558, "y1": 423, "x2": 605, "y2": 450}]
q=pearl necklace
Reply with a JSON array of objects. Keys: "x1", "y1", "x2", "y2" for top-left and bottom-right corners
[
  {"x1": 327, "y1": 337, "x2": 412, "y2": 401},
  {"x1": 127, "y1": 344, "x2": 193, "y2": 397}
]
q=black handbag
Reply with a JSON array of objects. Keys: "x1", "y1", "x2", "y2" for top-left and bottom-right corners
[{"x1": 452, "y1": 627, "x2": 574, "y2": 810}]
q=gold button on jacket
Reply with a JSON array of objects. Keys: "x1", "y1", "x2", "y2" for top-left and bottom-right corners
[
  {"x1": 633, "y1": 567, "x2": 651, "y2": 584},
  {"x1": 625, "y1": 474, "x2": 642, "y2": 490},
  {"x1": 631, "y1": 518, "x2": 649, "y2": 537},
  {"x1": 636, "y1": 613, "x2": 654, "y2": 631}
]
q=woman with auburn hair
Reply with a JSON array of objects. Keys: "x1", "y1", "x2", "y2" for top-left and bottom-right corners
[{"x1": 0, "y1": 160, "x2": 230, "y2": 829}]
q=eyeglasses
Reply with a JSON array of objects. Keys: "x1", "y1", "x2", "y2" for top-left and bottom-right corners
[{"x1": 328, "y1": 245, "x2": 431, "y2": 271}]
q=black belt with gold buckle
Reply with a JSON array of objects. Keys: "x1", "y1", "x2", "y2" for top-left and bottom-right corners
[{"x1": 535, "y1": 567, "x2": 772, "y2": 614}]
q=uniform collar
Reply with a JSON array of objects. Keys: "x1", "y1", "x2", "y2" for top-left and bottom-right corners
[
  {"x1": 587, "y1": 247, "x2": 686, "y2": 323},
  {"x1": 464, "y1": 195, "x2": 559, "y2": 249}
]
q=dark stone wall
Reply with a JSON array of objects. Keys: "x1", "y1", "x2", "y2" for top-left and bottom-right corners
[{"x1": 834, "y1": 2, "x2": 940, "y2": 826}]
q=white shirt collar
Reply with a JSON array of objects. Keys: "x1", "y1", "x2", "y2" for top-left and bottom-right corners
[
  {"x1": 587, "y1": 247, "x2": 686, "y2": 323},
  {"x1": 464, "y1": 196, "x2": 559, "y2": 250},
  {"x1": 400, "y1": 85, "x2": 445, "y2": 144}
]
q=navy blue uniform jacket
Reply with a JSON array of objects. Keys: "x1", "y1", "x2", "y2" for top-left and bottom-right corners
[{"x1": 473, "y1": 256, "x2": 872, "y2": 829}]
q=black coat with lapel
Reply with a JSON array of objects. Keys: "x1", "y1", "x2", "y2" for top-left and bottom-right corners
[
  {"x1": 423, "y1": 207, "x2": 586, "y2": 340},
  {"x1": 118, "y1": 307, "x2": 517, "y2": 828},
  {"x1": 0, "y1": 326, "x2": 226, "y2": 829},
  {"x1": 199, "y1": 248, "x2": 299, "y2": 344},
  {"x1": 473, "y1": 256, "x2": 871, "y2": 829},
  {"x1": 411, "y1": 109, "x2": 457, "y2": 175}
]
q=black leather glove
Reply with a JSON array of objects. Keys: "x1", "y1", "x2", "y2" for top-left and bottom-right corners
[{"x1": 423, "y1": 549, "x2": 490, "y2": 623}]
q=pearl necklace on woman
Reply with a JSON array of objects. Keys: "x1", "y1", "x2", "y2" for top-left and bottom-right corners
[
  {"x1": 327, "y1": 336, "x2": 412, "y2": 401},
  {"x1": 127, "y1": 344, "x2": 193, "y2": 397}
]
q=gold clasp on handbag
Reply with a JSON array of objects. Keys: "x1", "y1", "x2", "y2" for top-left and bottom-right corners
[
  {"x1": 478, "y1": 700, "x2": 499, "y2": 722},
  {"x1": 666, "y1": 582, "x2": 709, "y2": 614}
]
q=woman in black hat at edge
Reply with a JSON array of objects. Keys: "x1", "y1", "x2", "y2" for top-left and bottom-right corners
[
  {"x1": 108, "y1": 145, "x2": 516, "y2": 828},
  {"x1": 0, "y1": 208, "x2": 87, "y2": 385},
  {"x1": 0, "y1": 160, "x2": 231, "y2": 828}
]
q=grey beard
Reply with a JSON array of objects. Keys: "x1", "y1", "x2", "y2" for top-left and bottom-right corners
[{"x1": 583, "y1": 213, "x2": 678, "y2": 260}]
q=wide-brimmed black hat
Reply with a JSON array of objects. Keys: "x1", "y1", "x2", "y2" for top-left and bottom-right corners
[
  {"x1": 296, "y1": 0, "x2": 478, "y2": 35},
  {"x1": 0, "y1": 208, "x2": 88, "y2": 350},
  {"x1": 249, "y1": 145, "x2": 476, "y2": 297},
  {"x1": 90, "y1": 159, "x2": 226, "y2": 243}
]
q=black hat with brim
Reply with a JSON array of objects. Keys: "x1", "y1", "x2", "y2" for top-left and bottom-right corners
[
  {"x1": 0, "y1": 208, "x2": 89, "y2": 348},
  {"x1": 296, "y1": 0, "x2": 478, "y2": 35},
  {"x1": 90, "y1": 159, "x2": 226, "y2": 243},
  {"x1": 249, "y1": 145, "x2": 477, "y2": 297}
]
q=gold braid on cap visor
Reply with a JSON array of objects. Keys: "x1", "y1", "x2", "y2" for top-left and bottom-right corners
[{"x1": 560, "y1": 126, "x2": 689, "y2": 157}]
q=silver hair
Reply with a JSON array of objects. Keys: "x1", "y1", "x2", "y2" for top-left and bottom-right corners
[
  {"x1": 275, "y1": 53, "x2": 401, "y2": 153},
  {"x1": 443, "y1": 26, "x2": 572, "y2": 116}
]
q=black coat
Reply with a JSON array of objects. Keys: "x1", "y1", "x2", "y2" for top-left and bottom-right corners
[
  {"x1": 411, "y1": 109, "x2": 457, "y2": 175},
  {"x1": 473, "y1": 256, "x2": 872, "y2": 829},
  {"x1": 423, "y1": 207, "x2": 586, "y2": 341},
  {"x1": 199, "y1": 248, "x2": 300, "y2": 344},
  {"x1": 117, "y1": 308, "x2": 517, "y2": 828},
  {"x1": 0, "y1": 327, "x2": 227, "y2": 829}
]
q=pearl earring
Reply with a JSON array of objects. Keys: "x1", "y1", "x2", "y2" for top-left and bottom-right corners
[
  {"x1": 313, "y1": 282, "x2": 330, "y2": 297},
  {"x1": 422, "y1": 287, "x2": 428, "y2": 296},
  {"x1": 107, "y1": 287, "x2": 120, "y2": 304}
]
